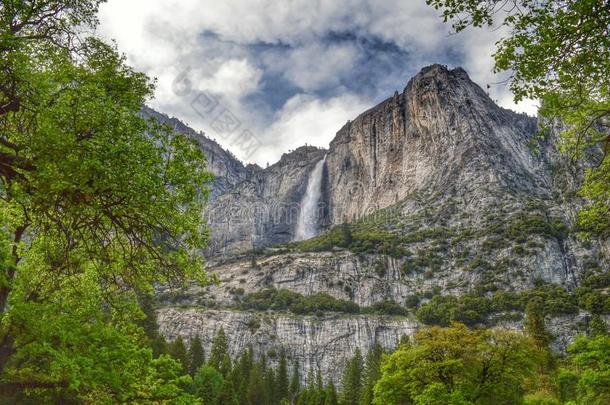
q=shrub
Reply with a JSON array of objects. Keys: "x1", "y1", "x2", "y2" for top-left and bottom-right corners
[
  {"x1": 416, "y1": 296, "x2": 458, "y2": 326},
  {"x1": 400, "y1": 261, "x2": 411, "y2": 275},
  {"x1": 290, "y1": 293, "x2": 360, "y2": 315},
  {"x1": 490, "y1": 291, "x2": 521, "y2": 312},
  {"x1": 581, "y1": 271, "x2": 610, "y2": 289},
  {"x1": 240, "y1": 288, "x2": 360, "y2": 315},
  {"x1": 514, "y1": 245, "x2": 526, "y2": 255},
  {"x1": 365, "y1": 300, "x2": 408, "y2": 316},
  {"x1": 452, "y1": 295, "x2": 491, "y2": 326},
  {"x1": 375, "y1": 261, "x2": 387, "y2": 277},
  {"x1": 405, "y1": 294, "x2": 421, "y2": 309},
  {"x1": 467, "y1": 256, "x2": 490, "y2": 271},
  {"x1": 247, "y1": 318, "x2": 261, "y2": 332},
  {"x1": 521, "y1": 284, "x2": 578, "y2": 315}
]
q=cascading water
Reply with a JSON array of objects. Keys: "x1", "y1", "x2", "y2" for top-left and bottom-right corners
[{"x1": 294, "y1": 156, "x2": 326, "y2": 241}]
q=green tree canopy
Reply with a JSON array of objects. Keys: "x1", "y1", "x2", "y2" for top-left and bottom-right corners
[
  {"x1": 360, "y1": 344, "x2": 383, "y2": 405},
  {"x1": 373, "y1": 324, "x2": 539, "y2": 405},
  {"x1": 561, "y1": 334, "x2": 610, "y2": 405},
  {"x1": 325, "y1": 380, "x2": 339, "y2": 405},
  {"x1": 276, "y1": 349, "x2": 289, "y2": 402},
  {"x1": 191, "y1": 365, "x2": 224, "y2": 404},
  {"x1": 289, "y1": 359, "x2": 302, "y2": 402},
  {"x1": 209, "y1": 327, "x2": 229, "y2": 372},
  {"x1": 247, "y1": 362, "x2": 265, "y2": 405},
  {"x1": 0, "y1": 0, "x2": 212, "y2": 399},
  {"x1": 217, "y1": 377, "x2": 240, "y2": 405},
  {"x1": 169, "y1": 336, "x2": 188, "y2": 373}
]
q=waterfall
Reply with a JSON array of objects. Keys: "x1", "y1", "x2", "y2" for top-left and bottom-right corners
[{"x1": 295, "y1": 156, "x2": 326, "y2": 241}]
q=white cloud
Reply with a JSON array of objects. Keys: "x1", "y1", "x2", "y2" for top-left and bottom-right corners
[
  {"x1": 199, "y1": 59, "x2": 262, "y2": 98},
  {"x1": 97, "y1": 0, "x2": 539, "y2": 165},
  {"x1": 257, "y1": 94, "x2": 369, "y2": 164},
  {"x1": 275, "y1": 43, "x2": 360, "y2": 92}
]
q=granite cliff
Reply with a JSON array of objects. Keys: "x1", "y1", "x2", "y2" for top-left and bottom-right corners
[{"x1": 153, "y1": 65, "x2": 608, "y2": 381}]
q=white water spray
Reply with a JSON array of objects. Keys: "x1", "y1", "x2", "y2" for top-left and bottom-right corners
[{"x1": 295, "y1": 156, "x2": 326, "y2": 241}]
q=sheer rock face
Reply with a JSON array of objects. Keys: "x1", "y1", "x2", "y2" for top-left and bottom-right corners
[
  {"x1": 325, "y1": 64, "x2": 541, "y2": 224},
  {"x1": 205, "y1": 146, "x2": 328, "y2": 256},
  {"x1": 158, "y1": 308, "x2": 417, "y2": 381}
]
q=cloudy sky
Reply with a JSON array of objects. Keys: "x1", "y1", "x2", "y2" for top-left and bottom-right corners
[{"x1": 96, "y1": 0, "x2": 537, "y2": 166}]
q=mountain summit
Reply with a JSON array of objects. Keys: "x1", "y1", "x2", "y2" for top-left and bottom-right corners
[
  {"x1": 155, "y1": 65, "x2": 604, "y2": 381},
  {"x1": 186, "y1": 64, "x2": 542, "y2": 254}
]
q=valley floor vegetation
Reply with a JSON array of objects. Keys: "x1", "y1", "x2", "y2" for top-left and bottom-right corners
[{"x1": 149, "y1": 302, "x2": 610, "y2": 405}]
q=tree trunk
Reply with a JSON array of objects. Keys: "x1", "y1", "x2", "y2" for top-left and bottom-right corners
[{"x1": 0, "y1": 223, "x2": 28, "y2": 376}]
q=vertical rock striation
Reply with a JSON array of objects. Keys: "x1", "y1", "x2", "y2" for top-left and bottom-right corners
[{"x1": 325, "y1": 64, "x2": 541, "y2": 224}]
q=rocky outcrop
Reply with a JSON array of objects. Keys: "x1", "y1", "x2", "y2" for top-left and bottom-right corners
[
  {"x1": 156, "y1": 247, "x2": 604, "y2": 379},
  {"x1": 158, "y1": 308, "x2": 417, "y2": 381},
  {"x1": 149, "y1": 66, "x2": 554, "y2": 256},
  {"x1": 158, "y1": 248, "x2": 583, "y2": 311},
  {"x1": 143, "y1": 107, "x2": 329, "y2": 255},
  {"x1": 325, "y1": 65, "x2": 542, "y2": 224}
]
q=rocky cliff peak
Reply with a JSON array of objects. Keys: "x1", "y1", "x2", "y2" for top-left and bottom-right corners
[
  {"x1": 274, "y1": 145, "x2": 327, "y2": 169},
  {"x1": 156, "y1": 64, "x2": 606, "y2": 385},
  {"x1": 325, "y1": 64, "x2": 543, "y2": 226},
  {"x1": 407, "y1": 63, "x2": 469, "y2": 87},
  {"x1": 160, "y1": 65, "x2": 544, "y2": 255}
]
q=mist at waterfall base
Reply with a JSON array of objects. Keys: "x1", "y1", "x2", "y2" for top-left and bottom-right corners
[{"x1": 294, "y1": 156, "x2": 326, "y2": 241}]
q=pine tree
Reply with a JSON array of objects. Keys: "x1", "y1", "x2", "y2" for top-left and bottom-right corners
[
  {"x1": 217, "y1": 378, "x2": 240, "y2": 405},
  {"x1": 233, "y1": 346, "x2": 254, "y2": 405},
  {"x1": 360, "y1": 344, "x2": 383, "y2": 405},
  {"x1": 264, "y1": 366, "x2": 277, "y2": 405},
  {"x1": 221, "y1": 353, "x2": 233, "y2": 377},
  {"x1": 298, "y1": 369, "x2": 318, "y2": 405},
  {"x1": 247, "y1": 362, "x2": 265, "y2": 405},
  {"x1": 341, "y1": 223, "x2": 353, "y2": 247},
  {"x1": 589, "y1": 314, "x2": 609, "y2": 337},
  {"x1": 260, "y1": 353, "x2": 268, "y2": 373},
  {"x1": 313, "y1": 369, "x2": 325, "y2": 405},
  {"x1": 340, "y1": 348, "x2": 363, "y2": 405},
  {"x1": 168, "y1": 336, "x2": 188, "y2": 372},
  {"x1": 209, "y1": 327, "x2": 229, "y2": 371},
  {"x1": 296, "y1": 389, "x2": 310, "y2": 405},
  {"x1": 188, "y1": 335, "x2": 205, "y2": 376},
  {"x1": 524, "y1": 299, "x2": 553, "y2": 349},
  {"x1": 524, "y1": 298, "x2": 554, "y2": 370},
  {"x1": 191, "y1": 365, "x2": 224, "y2": 403},
  {"x1": 276, "y1": 350, "x2": 289, "y2": 402},
  {"x1": 289, "y1": 360, "x2": 301, "y2": 403},
  {"x1": 138, "y1": 294, "x2": 168, "y2": 357},
  {"x1": 324, "y1": 381, "x2": 338, "y2": 405}
]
